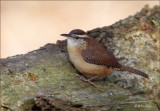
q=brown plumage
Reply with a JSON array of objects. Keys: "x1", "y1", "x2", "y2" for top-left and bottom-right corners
[
  {"x1": 61, "y1": 29, "x2": 149, "y2": 86},
  {"x1": 82, "y1": 38, "x2": 121, "y2": 68},
  {"x1": 82, "y1": 37, "x2": 148, "y2": 78}
]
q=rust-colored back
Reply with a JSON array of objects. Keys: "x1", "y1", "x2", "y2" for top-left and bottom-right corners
[{"x1": 82, "y1": 38, "x2": 121, "y2": 68}]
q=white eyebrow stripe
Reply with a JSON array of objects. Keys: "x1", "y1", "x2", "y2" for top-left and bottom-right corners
[{"x1": 74, "y1": 34, "x2": 89, "y2": 38}]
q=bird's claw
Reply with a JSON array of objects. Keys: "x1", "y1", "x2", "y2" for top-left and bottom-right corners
[{"x1": 76, "y1": 74, "x2": 98, "y2": 87}]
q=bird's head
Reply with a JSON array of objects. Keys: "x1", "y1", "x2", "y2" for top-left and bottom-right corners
[{"x1": 61, "y1": 29, "x2": 89, "y2": 46}]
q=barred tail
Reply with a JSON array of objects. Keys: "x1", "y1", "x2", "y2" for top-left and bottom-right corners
[{"x1": 118, "y1": 65, "x2": 149, "y2": 78}]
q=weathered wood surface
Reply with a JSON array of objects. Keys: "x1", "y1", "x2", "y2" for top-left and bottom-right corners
[{"x1": 1, "y1": 5, "x2": 160, "y2": 111}]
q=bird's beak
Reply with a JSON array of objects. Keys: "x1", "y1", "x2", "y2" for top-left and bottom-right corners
[{"x1": 60, "y1": 34, "x2": 70, "y2": 38}]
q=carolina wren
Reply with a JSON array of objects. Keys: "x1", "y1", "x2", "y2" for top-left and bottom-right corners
[{"x1": 61, "y1": 29, "x2": 148, "y2": 86}]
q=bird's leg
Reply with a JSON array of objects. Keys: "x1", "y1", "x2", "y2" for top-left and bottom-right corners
[{"x1": 76, "y1": 74, "x2": 98, "y2": 87}]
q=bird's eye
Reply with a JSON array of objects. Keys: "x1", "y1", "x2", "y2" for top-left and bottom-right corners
[{"x1": 75, "y1": 37, "x2": 79, "y2": 39}]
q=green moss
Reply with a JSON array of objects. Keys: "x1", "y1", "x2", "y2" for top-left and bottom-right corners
[
  {"x1": 110, "y1": 101, "x2": 159, "y2": 111},
  {"x1": 20, "y1": 99, "x2": 35, "y2": 110},
  {"x1": 1, "y1": 5, "x2": 160, "y2": 111}
]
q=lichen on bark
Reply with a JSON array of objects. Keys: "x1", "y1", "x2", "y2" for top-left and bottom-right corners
[{"x1": 1, "y1": 5, "x2": 160, "y2": 111}]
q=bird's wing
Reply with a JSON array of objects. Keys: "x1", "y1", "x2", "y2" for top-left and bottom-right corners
[{"x1": 81, "y1": 38, "x2": 121, "y2": 68}]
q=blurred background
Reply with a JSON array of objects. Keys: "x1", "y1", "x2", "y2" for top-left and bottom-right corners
[{"x1": 1, "y1": 1, "x2": 159, "y2": 58}]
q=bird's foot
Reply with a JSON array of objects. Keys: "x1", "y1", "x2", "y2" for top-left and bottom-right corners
[{"x1": 76, "y1": 74, "x2": 98, "y2": 87}]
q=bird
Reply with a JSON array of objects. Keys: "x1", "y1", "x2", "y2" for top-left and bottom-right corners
[{"x1": 61, "y1": 29, "x2": 149, "y2": 86}]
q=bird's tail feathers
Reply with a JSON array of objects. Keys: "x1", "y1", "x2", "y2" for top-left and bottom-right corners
[{"x1": 117, "y1": 65, "x2": 149, "y2": 78}]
